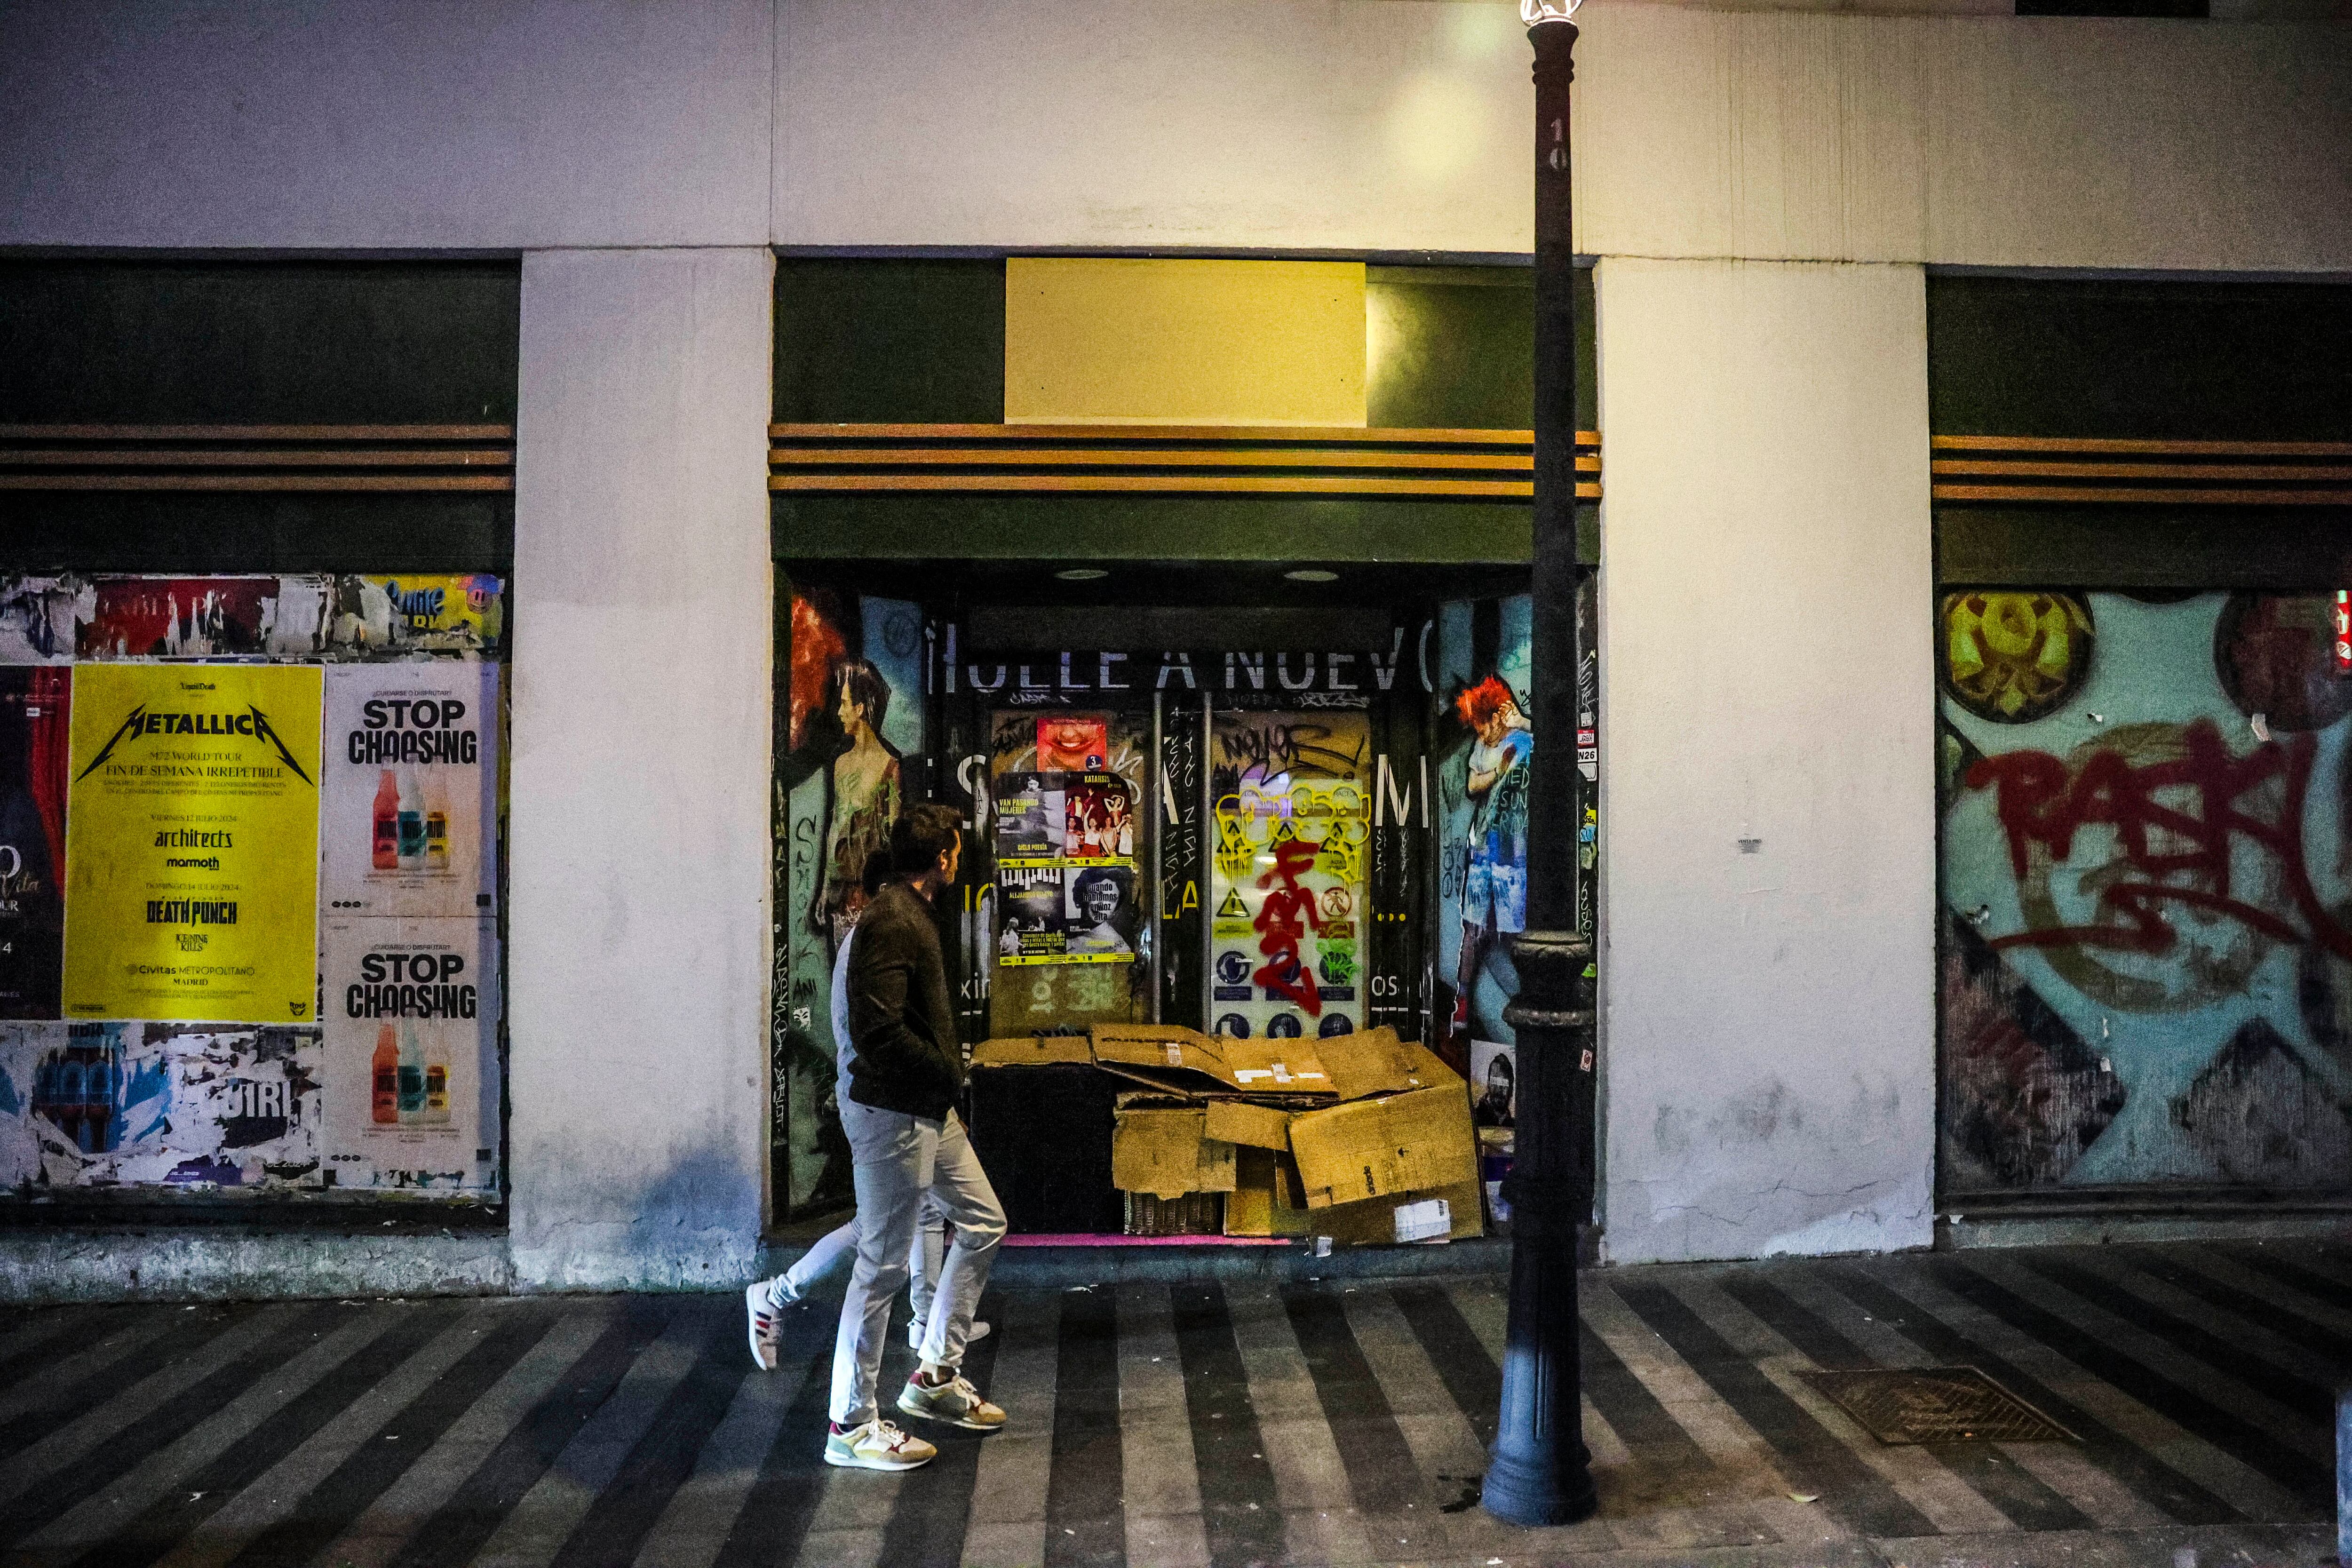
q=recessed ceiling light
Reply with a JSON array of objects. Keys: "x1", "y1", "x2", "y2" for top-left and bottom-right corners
[
  {"x1": 1285, "y1": 568, "x2": 1339, "y2": 583},
  {"x1": 1055, "y1": 567, "x2": 1109, "y2": 581}
]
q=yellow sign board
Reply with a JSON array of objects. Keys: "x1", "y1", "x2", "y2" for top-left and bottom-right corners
[{"x1": 62, "y1": 664, "x2": 324, "y2": 1022}]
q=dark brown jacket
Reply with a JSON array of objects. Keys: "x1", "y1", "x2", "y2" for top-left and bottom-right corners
[{"x1": 845, "y1": 880, "x2": 961, "y2": 1120}]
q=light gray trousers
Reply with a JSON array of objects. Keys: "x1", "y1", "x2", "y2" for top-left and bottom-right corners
[{"x1": 826, "y1": 1102, "x2": 1006, "y2": 1427}]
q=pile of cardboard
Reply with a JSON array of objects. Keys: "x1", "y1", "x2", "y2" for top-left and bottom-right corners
[{"x1": 969, "y1": 1023, "x2": 1481, "y2": 1247}]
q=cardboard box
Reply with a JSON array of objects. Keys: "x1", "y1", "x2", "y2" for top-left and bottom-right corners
[
  {"x1": 1316, "y1": 1026, "x2": 1462, "y2": 1102},
  {"x1": 1225, "y1": 1146, "x2": 1315, "y2": 1237},
  {"x1": 1112, "y1": 1105, "x2": 1238, "y2": 1199},
  {"x1": 972, "y1": 1034, "x2": 1096, "y2": 1068},
  {"x1": 1308, "y1": 1177, "x2": 1485, "y2": 1247},
  {"x1": 1090, "y1": 1024, "x2": 1334, "y2": 1099},
  {"x1": 1288, "y1": 1082, "x2": 1478, "y2": 1210},
  {"x1": 1125, "y1": 1190, "x2": 1225, "y2": 1236},
  {"x1": 1202, "y1": 1099, "x2": 1292, "y2": 1152}
]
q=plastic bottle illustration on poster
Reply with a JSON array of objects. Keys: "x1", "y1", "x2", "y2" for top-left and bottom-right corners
[
  {"x1": 775, "y1": 590, "x2": 925, "y2": 1214},
  {"x1": 319, "y1": 916, "x2": 499, "y2": 1191},
  {"x1": 318, "y1": 663, "x2": 501, "y2": 919}
]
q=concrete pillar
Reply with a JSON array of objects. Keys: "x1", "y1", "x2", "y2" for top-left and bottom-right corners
[
  {"x1": 1596, "y1": 257, "x2": 1935, "y2": 1265},
  {"x1": 509, "y1": 247, "x2": 775, "y2": 1290}
]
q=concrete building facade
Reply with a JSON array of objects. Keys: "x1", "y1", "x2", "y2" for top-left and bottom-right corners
[{"x1": 3, "y1": 0, "x2": 2348, "y2": 1296}]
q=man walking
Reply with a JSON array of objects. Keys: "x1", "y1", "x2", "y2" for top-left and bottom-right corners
[{"x1": 821, "y1": 804, "x2": 1007, "y2": 1472}]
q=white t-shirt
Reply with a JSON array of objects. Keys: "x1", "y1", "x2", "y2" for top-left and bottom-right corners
[{"x1": 830, "y1": 927, "x2": 857, "y2": 1105}]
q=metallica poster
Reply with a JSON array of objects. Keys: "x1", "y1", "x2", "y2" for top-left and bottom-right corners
[
  {"x1": 61, "y1": 664, "x2": 324, "y2": 1023},
  {"x1": 319, "y1": 917, "x2": 498, "y2": 1191},
  {"x1": 0, "y1": 670, "x2": 70, "y2": 1018},
  {"x1": 318, "y1": 664, "x2": 500, "y2": 918}
]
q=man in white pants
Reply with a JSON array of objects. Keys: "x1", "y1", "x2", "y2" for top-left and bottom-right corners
[
  {"x1": 822, "y1": 804, "x2": 1007, "y2": 1471},
  {"x1": 746, "y1": 852, "x2": 989, "y2": 1365}
]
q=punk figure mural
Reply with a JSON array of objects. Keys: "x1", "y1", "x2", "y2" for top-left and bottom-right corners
[{"x1": 1449, "y1": 674, "x2": 1533, "y2": 1052}]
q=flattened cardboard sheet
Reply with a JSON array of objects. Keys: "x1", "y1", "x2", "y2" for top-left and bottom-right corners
[
  {"x1": 1091, "y1": 1023, "x2": 1333, "y2": 1098},
  {"x1": 971, "y1": 1035, "x2": 1096, "y2": 1068},
  {"x1": 1288, "y1": 1082, "x2": 1478, "y2": 1210},
  {"x1": 1111, "y1": 1106, "x2": 1237, "y2": 1199},
  {"x1": 1201, "y1": 1099, "x2": 1292, "y2": 1152},
  {"x1": 1225, "y1": 1146, "x2": 1314, "y2": 1237},
  {"x1": 1317, "y1": 1026, "x2": 1461, "y2": 1102}
]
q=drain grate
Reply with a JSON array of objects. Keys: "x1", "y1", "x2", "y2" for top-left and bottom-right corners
[{"x1": 1798, "y1": 1367, "x2": 2075, "y2": 1444}]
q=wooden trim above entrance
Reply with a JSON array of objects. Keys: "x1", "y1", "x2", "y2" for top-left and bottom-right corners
[
  {"x1": 770, "y1": 424, "x2": 1600, "y2": 502},
  {"x1": 1931, "y1": 435, "x2": 2352, "y2": 506},
  {"x1": 0, "y1": 425, "x2": 516, "y2": 492}
]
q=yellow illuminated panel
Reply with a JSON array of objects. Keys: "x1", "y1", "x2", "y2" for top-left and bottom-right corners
[{"x1": 1005, "y1": 258, "x2": 1367, "y2": 427}]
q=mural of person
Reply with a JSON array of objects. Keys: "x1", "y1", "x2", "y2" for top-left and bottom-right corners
[
  {"x1": 817, "y1": 659, "x2": 902, "y2": 953},
  {"x1": 1449, "y1": 675, "x2": 1532, "y2": 1053}
]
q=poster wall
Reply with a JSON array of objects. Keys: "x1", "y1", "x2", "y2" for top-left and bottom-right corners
[
  {"x1": 0, "y1": 573, "x2": 505, "y2": 1199},
  {"x1": 1205, "y1": 709, "x2": 1371, "y2": 1042},
  {"x1": 320, "y1": 664, "x2": 500, "y2": 918},
  {"x1": 62, "y1": 663, "x2": 324, "y2": 1024},
  {"x1": 320, "y1": 917, "x2": 499, "y2": 1191}
]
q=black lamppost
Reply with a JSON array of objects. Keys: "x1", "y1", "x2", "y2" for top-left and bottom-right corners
[{"x1": 1483, "y1": 0, "x2": 1599, "y2": 1529}]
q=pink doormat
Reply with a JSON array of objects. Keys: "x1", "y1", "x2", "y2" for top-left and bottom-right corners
[{"x1": 1002, "y1": 1233, "x2": 1292, "y2": 1247}]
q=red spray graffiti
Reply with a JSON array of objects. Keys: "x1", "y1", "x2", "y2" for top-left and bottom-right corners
[
  {"x1": 1966, "y1": 717, "x2": 2352, "y2": 963},
  {"x1": 1252, "y1": 837, "x2": 1324, "y2": 1017}
]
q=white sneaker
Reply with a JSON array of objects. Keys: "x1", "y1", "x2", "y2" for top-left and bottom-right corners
[
  {"x1": 897, "y1": 1371, "x2": 1007, "y2": 1432},
  {"x1": 907, "y1": 1318, "x2": 991, "y2": 1351},
  {"x1": 824, "y1": 1418, "x2": 936, "y2": 1471},
  {"x1": 745, "y1": 1281, "x2": 781, "y2": 1372}
]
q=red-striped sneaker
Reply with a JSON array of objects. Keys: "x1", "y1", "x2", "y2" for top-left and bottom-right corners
[{"x1": 745, "y1": 1281, "x2": 781, "y2": 1372}]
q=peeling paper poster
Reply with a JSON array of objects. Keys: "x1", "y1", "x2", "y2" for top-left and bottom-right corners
[
  {"x1": 319, "y1": 664, "x2": 500, "y2": 918},
  {"x1": 0, "y1": 576, "x2": 93, "y2": 665},
  {"x1": 3, "y1": 1021, "x2": 322, "y2": 1190},
  {"x1": 320, "y1": 917, "x2": 499, "y2": 1192},
  {"x1": 62, "y1": 664, "x2": 323, "y2": 1023},
  {"x1": 76, "y1": 576, "x2": 329, "y2": 661},
  {"x1": 325, "y1": 574, "x2": 503, "y2": 658}
]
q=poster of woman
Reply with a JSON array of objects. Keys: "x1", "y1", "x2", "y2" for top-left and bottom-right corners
[{"x1": 816, "y1": 657, "x2": 900, "y2": 950}]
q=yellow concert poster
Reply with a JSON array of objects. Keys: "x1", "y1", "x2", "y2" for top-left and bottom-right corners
[{"x1": 62, "y1": 664, "x2": 324, "y2": 1023}]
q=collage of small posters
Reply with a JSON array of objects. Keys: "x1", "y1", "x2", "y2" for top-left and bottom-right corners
[
  {"x1": 0, "y1": 572, "x2": 505, "y2": 1197},
  {"x1": 993, "y1": 716, "x2": 1140, "y2": 968}
]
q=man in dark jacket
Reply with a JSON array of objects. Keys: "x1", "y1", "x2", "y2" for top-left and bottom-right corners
[{"x1": 821, "y1": 804, "x2": 1008, "y2": 1471}]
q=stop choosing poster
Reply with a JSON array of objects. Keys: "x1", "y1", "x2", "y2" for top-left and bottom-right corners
[{"x1": 61, "y1": 664, "x2": 324, "y2": 1023}]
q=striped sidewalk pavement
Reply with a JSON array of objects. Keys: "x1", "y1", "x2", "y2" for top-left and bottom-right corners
[{"x1": 0, "y1": 1239, "x2": 2345, "y2": 1567}]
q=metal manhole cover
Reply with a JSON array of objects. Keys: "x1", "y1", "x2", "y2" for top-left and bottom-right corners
[{"x1": 1798, "y1": 1368, "x2": 2075, "y2": 1444}]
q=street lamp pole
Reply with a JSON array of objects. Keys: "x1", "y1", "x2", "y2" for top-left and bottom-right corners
[{"x1": 1483, "y1": 0, "x2": 1599, "y2": 1529}]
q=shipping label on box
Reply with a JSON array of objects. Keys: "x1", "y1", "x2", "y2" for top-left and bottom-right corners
[
  {"x1": 1309, "y1": 1177, "x2": 1486, "y2": 1247},
  {"x1": 1288, "y1": 1082, "x2": 1478, "y2": 1209}
]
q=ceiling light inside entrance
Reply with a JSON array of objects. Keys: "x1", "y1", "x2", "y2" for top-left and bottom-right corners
[
  {"x1": 1055, "y1": 568, "x2": 1109, "y2": 581},
  {"x1": 1284, "y1": 569, "x2": 1339, "y2": 583}
]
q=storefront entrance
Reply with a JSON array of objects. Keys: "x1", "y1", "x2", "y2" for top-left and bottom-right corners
[{"x1": 774, "y1": 561, "x2": 1577, "y2": 1236}]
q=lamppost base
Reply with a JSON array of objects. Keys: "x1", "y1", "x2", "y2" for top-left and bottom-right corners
[{"x1": 1483, "y1": 1444, "x2": 1600, "y2": 1527}]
